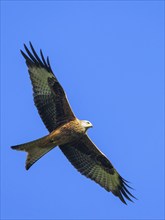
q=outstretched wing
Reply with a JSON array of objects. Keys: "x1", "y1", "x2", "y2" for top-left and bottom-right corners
[
  {"x1": 21, "y1": 42, "x2": 75, "y2": 132},
  {"x1": 60, "y1": 135, "x2": 136, "y2": 204}
]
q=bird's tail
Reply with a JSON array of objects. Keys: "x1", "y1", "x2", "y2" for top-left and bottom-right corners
[{"x1": 11, "y1": 134, "x2": 56, "y2": 170}]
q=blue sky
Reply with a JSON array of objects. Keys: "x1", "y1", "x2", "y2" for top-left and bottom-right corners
[{"x1": 1, "y1": 1, "x2": 164, "y2": 219}]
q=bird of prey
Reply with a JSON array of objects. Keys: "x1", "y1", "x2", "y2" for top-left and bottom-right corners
[{"x1": 11, "y1": 42, "x2": 136, "y2": 204}]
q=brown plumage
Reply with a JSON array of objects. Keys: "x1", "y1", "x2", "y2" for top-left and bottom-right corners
[{"x1": 11, "y1": 42, "x2": 136, "y2": 204}]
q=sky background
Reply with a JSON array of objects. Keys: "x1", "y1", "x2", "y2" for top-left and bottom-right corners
[{"x1": 1, "y1": 1, "x2": 164, "y2": 220}]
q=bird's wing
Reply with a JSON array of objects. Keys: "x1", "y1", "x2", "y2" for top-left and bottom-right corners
[
  {"x1": 60, "y1": 135, "x2": 135, "y2": 204},
  {"x1": 21, "y1": 42, "x2": 75, "y2": 132}
]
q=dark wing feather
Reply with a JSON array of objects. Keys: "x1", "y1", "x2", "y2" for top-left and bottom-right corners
[
  {"x1": 21, "y1": 42, "x2": 75, "y2": 132},
  {"x1": 60, "y1": 135, "x2": 136, "y2": 204}
]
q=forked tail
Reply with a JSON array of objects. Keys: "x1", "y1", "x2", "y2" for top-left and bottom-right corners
[{"x1": 11, "y1": 135, "x2": 56, "y2": 170}]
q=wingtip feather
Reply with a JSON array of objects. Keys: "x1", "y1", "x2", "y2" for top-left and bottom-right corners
[
  {"x1": 11, "y1": 146, "x2": 16, "y2": 150},
  {"x1": 21, "y1": 42, "x2": 53, "y2": 72}
]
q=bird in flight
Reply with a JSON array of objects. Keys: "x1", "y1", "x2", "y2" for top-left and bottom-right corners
[{"x1": 11, "y1": 42, "x2": 136, "y2": 204}]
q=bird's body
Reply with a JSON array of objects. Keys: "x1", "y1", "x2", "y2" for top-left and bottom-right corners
[
  {"x1": 11, "y1": 43, "x2": 136, "y2": 204},
  {"x1": 44, "y1": 118, "x2": 92, "y2": 146},
  {"x1": 12, "y1": 118, "x2": 92, "y2": 170}
]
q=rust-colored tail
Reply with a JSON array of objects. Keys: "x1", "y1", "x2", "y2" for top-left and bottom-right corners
[{"x1": 11, "y1": 135, "x2": 56, "y2": 170}]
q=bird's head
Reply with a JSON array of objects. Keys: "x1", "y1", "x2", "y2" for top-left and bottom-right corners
[{"x1": 80, "y1": 120, "x2": 93, "y2": 131}]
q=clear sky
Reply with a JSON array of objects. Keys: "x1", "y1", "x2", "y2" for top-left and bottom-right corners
[{"x1": 1, "y1": 1, "x2": 164, "y2": 219}]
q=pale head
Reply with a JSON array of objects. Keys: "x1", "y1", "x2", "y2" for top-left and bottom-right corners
[{"x1": 80, "y1": 120, "x2": 93, "y2": 131}]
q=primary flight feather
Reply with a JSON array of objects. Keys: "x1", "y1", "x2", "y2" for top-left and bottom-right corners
[{"x1": 11, "y1": 42, "x2": 136, "y2": 204}]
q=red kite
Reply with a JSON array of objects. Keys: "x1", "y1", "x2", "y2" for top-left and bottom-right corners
[{"x1": 11, "y1": 43, "x2": 136, "y2": 204}]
